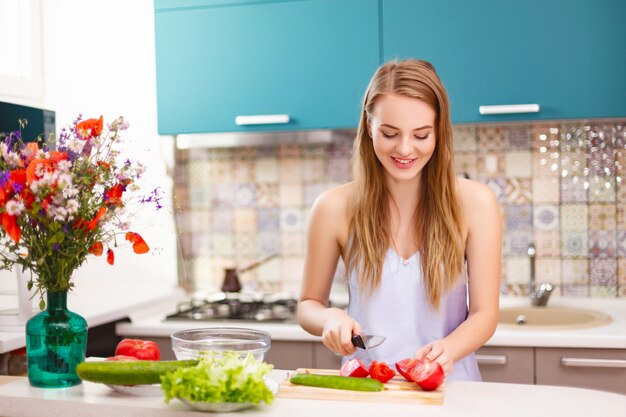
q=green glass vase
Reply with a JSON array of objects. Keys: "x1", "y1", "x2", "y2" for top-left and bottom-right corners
[{"x1": 25, "y1": 291, "x2": 88, "y2": 388}]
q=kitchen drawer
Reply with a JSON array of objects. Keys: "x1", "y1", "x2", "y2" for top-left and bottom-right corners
[
  {"x1": 265, "y1": 341, "x2": 314, "y2": 370},
  {"x1": 476, "y1": 346, "x2": 534, "y2": 384},
  {"x1": 536, "y1": 347, "x2": 626, "y2": 395},
  {"x1": 313, "y1": 343, "x2": 342, "y2": 369}
]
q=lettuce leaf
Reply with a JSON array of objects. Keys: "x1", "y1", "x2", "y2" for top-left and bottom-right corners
[{"x1": 160, "y1": 352, "x2": 275, "y2": 405}]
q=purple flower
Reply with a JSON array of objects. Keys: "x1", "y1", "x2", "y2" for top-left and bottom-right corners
[
  {"x1": 53, "y1": 244, "x2": 59, "y2": 252},
  {"x1": 0, "y1": 171, "x2": 10, "y2": 187}
]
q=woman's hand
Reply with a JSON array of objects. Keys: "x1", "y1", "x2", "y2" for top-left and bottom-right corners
[
  {"x1": 415, "y1": 340, "x2": 453, "y2": 376},
  {"x1": 321, "y1": 308, "x2": 362, "y2": 356}
]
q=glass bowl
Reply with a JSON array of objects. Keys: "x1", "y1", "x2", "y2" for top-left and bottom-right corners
[{"x1": 171, "y1": 327, "x2": 271, "y2": 361}]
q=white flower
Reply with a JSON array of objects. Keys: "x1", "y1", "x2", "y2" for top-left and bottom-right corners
[
  {"x1": 65, "y1": 187, "x2": 79, "y2": 197},
  {"x1": 5, "y1": 199, "x2": 24, "y2": 216},
  {"x1": 67, "y1": 137, "x2": 85, "y2": 153},
  {"x1": 57, "y1": 173, "x2": 73, "y2": 189},
  {"x1": 57, "y1": 160, "x2": 72, "y2": 172},
  {"x1": 66, "y1": 199, "x2": 79, "y2": 214},
  {"x1": 0, "y1": 143, "x2": 8, "y2": 158},
  {"x1": 5, "y1": 151, "x2": 21, "y2": 167}
]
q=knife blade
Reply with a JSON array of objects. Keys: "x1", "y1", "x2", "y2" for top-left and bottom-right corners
[{"x1": 351, "y1": 334, "x2": 386, "y2": 349}]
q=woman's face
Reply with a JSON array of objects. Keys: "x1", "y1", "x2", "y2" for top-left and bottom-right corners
[{"x1": 369, "y1": 93, "x2": 437, "y2": 184}]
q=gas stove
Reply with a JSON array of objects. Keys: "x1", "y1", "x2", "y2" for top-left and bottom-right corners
[{"x1": 164, "y1": 292, "x2": 298, "y2": 323}]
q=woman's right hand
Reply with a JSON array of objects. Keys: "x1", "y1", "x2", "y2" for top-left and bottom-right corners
[{"x1": 321, "y1": 308, "x2": 362, "y2": 356}]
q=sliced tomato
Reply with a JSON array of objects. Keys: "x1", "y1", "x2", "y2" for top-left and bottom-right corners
[
  {"x1": 114, "y1": 339, "x2": 161, "y2": 360},
  {"x1": 369, "y1": 361, "x2": 396, "y2": 383},
  {"x1": 407, "y1": 359, "x2": 444, "y2": 391},
  {"x1": 395, "y1": 358, "x2": 419, "y2": 382},
  {"x1": 339, "y1": 358, "x2": 369, "y2": 378}
]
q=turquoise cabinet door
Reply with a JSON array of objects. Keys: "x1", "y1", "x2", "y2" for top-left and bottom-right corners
[
  {"x1": 155, "y1": 0, "x2": 380, "y2": 134},
  {"x1": 382, "y1": 0, "x2": 626, "y2": 123}
]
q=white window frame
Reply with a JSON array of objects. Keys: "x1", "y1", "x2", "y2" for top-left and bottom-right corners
[{"x1": 0, "y1": 0, "x2": 43, "y2": 99}]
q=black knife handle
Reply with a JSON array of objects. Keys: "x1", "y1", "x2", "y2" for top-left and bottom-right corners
[{"x1": 351, "y1": 335, "x2": 366, "y2": 349}]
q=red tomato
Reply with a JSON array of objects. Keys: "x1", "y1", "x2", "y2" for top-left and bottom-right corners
[
  {"x1": 369, "y1": 361, "x2": 396, "y2": 383},
  {"x1": 407, "y1": 359, "x2": 445, "y2": 391},
  {"x1": 339, "y1": 358, "x2": 369, "y2": 378},
  {"x1": 114, "y1": 339, "x2": 160, "y2": 360},
  {"x1": 395, "y1": 358, "x2": 420, "y2": 382}
]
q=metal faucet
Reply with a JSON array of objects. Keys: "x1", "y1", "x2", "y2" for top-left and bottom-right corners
[{"x1": 527, "y1": 243, "x2": 554, "y2": 307}]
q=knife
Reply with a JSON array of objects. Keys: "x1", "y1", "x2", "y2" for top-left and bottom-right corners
[{"x1": 351, "y1": 334, "x2": 386, "y2": 350}]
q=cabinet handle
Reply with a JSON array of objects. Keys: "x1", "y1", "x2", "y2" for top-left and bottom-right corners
[
  {"x1": 476, "y1": 354, "x2": 508, "y2": 365},
  {"x1": 235, "y1": 114, "x2": 290, "y2": 126},
  {"x1": 561, "y1": 357, "x2": 626, "y2": 368},
  {"x1": 479, "y1": 104, "x2": 540, "y2": 115}
]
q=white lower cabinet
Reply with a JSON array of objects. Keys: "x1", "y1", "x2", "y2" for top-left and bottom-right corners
[{"x1": 478, "y1": 346, "x2": 626, "y2": 395}]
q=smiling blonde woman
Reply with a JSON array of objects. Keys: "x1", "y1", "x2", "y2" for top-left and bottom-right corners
[{"x1": 297, "y1": 59, "x2": 502, "y2": 381}]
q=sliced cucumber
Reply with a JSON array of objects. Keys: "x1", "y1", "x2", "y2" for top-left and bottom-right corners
[
  {"x1": 290, "y1": 373, "x2": 384, "y2": 392},
  {"x1": 76, "y1": 360, "x2": 198, "y2": 385}
]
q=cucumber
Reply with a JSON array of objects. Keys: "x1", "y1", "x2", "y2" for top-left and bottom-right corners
[
  {"x1": 76, "y1": 360, "x2": 198, "y2": 385},
  {"x1": 290, "y1": 373, "x2": 384, "y2": 392}
]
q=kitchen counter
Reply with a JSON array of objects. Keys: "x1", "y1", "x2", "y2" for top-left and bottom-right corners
[
  {"x1": 116, "y1": 296, "x2": 626, "y2": 349},
  {"x1": 0, "y1": 283, "x2": 184, "y2": 353},
  {"x1": 0, "y1": 372, "x2": 625, "y2": 417}
]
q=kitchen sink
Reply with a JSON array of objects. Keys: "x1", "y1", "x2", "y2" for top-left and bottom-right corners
[{"x1": 498, "y1": 306, "x2": 612, "y2": 330}]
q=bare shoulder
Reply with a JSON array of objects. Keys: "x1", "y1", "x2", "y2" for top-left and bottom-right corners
[
  {"x1": 456, "y1": 177, "x2": 498, "y2": 210},
  {"x1": 309, "y1": 182, "x2": 355, "y2": 244}
]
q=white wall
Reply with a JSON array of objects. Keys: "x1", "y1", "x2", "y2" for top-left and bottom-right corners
[{"x1": 0, "y1": 0, "x2": 178, "y2": 291}]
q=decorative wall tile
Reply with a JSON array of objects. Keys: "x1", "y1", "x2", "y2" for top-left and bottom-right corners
[
  {"x1": 256, "y1": 145, "x2": 277, "y2": 158},
  {"x1": 562, "y1": 285, "x2": 589, "y2": 297},
  {"x1": 257, "y1": 208, "x2": 280, "y2": 232},
  {"x1": 302, "y1": 144, "x2": 327, "y2": 158},
  {"x1": 256, "y1": 232, "x2": 280, "y2": 256},
  {"x1": 477, "y1": 154, "x2": 504, "y2": 178},
  {"x1": 618, "y1": 258, "x2": 626, "y2": 285},
  {"x1": 617, "y1": 231, "x2": 626, "y2": 258},
  {"x1": 561, "y1": 230, "x2": 588, "y2": 257},
  {"x1": 256, "y1": 259, "x2": 281, "y2": 289},
  {"x1": 504, "y1": 178, "x2": 532, "y2": 204},
  {"x1": 211, "y1": 184, "x2": 235, "y2": 209},
  {"x1": 535, "y1": 258, "x2": 560, "y2": 285},
  {"x1": 190, "y1": 210, "x2": 211, "y2": 233},
  {"x1": 589, "y1": 258, "x2": 617, "y2": 286},
  {"x1": 304, "y1": 183, "x2": 328, "y2": 206},
  {"x1": 189, "y1": 188, "x2": 212, "y2": 208},
  {"x1": 255, "y1": 158, "x2": 279, "y2": 183},
  {"x1": 533, "y1": 205, "x2": 559, "y2": 231},
  {"x1": 620, "y1": 286, "x2": 626, "y2": 297},
  {"x1": 233, "y1": 147, "x2": 256, "y2": 161},
  {"x1": 618, "y1": 206, "x2": 626, "y2": 230},
  {"x1": 191, "y1": 257, "x2": 216, "y2": 291},
  {"x1": 279, "y1": 159, "x2": 303, "y2": 184},
  {"x1": 281, "y1": 233, "x2": 305, "y2": 257},
  {"x1": 505, "y1": 151, "x2": 532, "y2": 178},
  {"x1": 503, "y1": 230, "x2": 532, "y2": 256},
  {"x1": 452, "y1": 126, "x2": 477, "y2": 152},
  {"x1": 484, "y1": 179, "x2": 506, "y2": 203},
  {"x1": 560, "y1": 205, "x2": 588, "y2": 230},
  {"x1": 588, "y1": 204, "x2": 616, "y2": 230},
  {"x1": 327, "y1": 136, "x2": 354, "y2": 158},
  {"x1": 531, "y1": 125, "x2": 560, "y2": 152},
  {"x1": 588, "y1": 177, "x2": 616, "y2": 203},
  {"x1": 280, "y1": 208, "x2": 304, "y2": 232},
  {"x1": 504, "y1": 205, "x2": 532, "y2": 230},
  {"x1": 561, "y1": 177, "x2": 588, "y2": 203},
  {"x1": 504, "y1": 257, "x2": 530, "y2": 284},
  {"x1": 279, "y1": 183, "x2": 303, "y2": 207},
  {"x1": 560, "y1": 124, "x2": 587, "y2": 151},
  {"x1": 236, "y1": 184, "x2": 256, "y2": 207},
  {"x1": 234, "y1": 233, "x2": 257, "y2": 259},
  {"x1": 233, "y1": 208, "x2": 257, "y2": 233},
  {"x1": 505, "y1": 126, "x2": 531, "y2": 150},
  {"x1": 328, "y1": 158, "x2": 351, "y2": 182},
  {"x1": 617, "y1": 182, "x2": 626, "y2": 203},
  {"x1": 454, "y1": 153, "x2": 478, "y2": 179},
  {"x1": 303, "y1": 158, "x2": 326, "y2": 182},
  {"x1": 532, "y1": 151, "x2": 560, "y2": 177},
  {"x1": 534, "y1": 231, "x2": 560, "y2": 257},
  {"x1": 212, "y1": 210, "x2": 233, "y2": 233},
  {"x1": 211, "y1": 233, "x2": 234, "y2": 257},
  {"x1": 532, "y1": 177, "x2": 559, "y2": 204},
  {"x1": 477, "y1": 126, "x2": 505, "y2": 152},
  {"x1": 559, "y1": 151, "x2": 587, "y2": 178},
  {"x1": 590, "y1": 286, "x2": 617, "y2": 298},
  {"x1": 212, "y1": 160, "x2": 234, "y2": 183},
  {"x1": 255, "y1": 183, "x2": 279, "y2": 207},
  {"x1": 192, "y1": 233, "x2": 212, "y2": 257},
  {"x1": 561, "y1": 259, "x2": 589, "y2": 285},
  {"x1": 279, "y1": 144, "x2": 302, "y2": 159},
  {"x1": 588, "y1": 230, "x2": 616, "y2": 258},
  {"x1": 233, "y1": 160, "x2": 254, "y2": 183}
]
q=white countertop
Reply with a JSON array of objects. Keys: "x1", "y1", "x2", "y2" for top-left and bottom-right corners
[
  {"x1": 1, "y1": 372, "x2": 625, "y2": 417},
  {"x1": 116, "y1": 296, "x2": 626, "y2": 349},
  {"x1": 0, "y1": 283, "x2": 184, "y2": 353}
]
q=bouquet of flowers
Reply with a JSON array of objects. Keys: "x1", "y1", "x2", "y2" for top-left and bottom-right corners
[{"x1": 0, "y1": 115, "x2": 161, "y2": 308}]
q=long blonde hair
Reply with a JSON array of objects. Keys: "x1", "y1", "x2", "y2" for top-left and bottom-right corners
[{"x1": 346, "y1": 59, "x2": 465, "y2": 309}]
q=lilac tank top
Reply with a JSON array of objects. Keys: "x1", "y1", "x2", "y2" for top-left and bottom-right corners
[{"x1": 345, "y1": 249, "x2": 482, "y2": 381}]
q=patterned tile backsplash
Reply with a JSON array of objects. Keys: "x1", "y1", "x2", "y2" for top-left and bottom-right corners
[{"x1": 174, "y1": 120, "x2": 626, "y2": 298}]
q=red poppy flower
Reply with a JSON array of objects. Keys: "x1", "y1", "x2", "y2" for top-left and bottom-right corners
[
  {"x1": 89, "y1": 242, "x2": 103, "y2": 256},
  {"x1": 25, "y1": 159, "x2": 52, "y2": 183},
  {"x1": 125, "y1": 231, "x2": 149, "y2": 254},
  {"x1": 76, "y1": 116, "x2": 103, "y2": 140},
  {"x1": 87, "y1": 207, "x2": 107, "y2": 231},
  {"x1": 106, "y1": 249, "x2": 114, "y2": 265},
  {"x1": 1, "y1": 213, "x2": 21, "y2": 244},
  {"x1": 49, "y1": 151, "x2": 69, "y2": 164},
  {"x1": 105, "y1": 183, "x2": 124, "y2": 206}
]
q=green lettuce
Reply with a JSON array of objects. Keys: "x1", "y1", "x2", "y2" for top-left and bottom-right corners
[{"x1": 160, "y1": 352, "x2": 275, "y2": 405}]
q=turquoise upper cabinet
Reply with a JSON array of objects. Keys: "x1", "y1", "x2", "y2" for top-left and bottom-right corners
[
  {"x1": 154, "y1": 0, "x2": 380, "y2": 134},
  {"x1": 382, "y1": 0, "x2": 626, "y2": 123}
]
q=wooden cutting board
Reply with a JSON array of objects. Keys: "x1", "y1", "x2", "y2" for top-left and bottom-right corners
[{"x1": 277, "y1": 368, "x2": 444, "y2": 405}]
